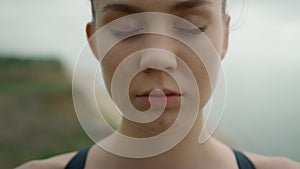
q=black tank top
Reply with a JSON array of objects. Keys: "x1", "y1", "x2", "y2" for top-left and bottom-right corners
[{"x1": 65, "y1": 147, "x2": 256, "y2": 169}]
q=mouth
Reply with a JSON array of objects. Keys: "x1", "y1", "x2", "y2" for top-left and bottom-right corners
[{"x1": 136, "y1": 89, "x2": 182, "y2": 107}]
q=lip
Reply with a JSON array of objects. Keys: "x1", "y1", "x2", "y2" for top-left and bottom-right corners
[{"x1": 136, "y1": 89, "x2": 182, "y2": 107}]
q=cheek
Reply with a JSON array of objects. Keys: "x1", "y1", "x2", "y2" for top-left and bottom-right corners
[
  {"x1": 215, "y1": 29, "x2": 225, "y2": 52},
  {"x1": 101, "y1": 41, "x2": 140, "y2": 91},
  {"x1": 101, "y1": 47, "x2": 124, "y2": 92},
  {"x1": 180, "y1": 52, "x2": 212, "y2": 108},
  {"x1": 205, "y1": 16, "x2": 225, "y2": 54},
  {"x1": 101, "y1": 61, "x2": 113, "y2": 93},
  {"x1": 196, "y1": 67, "x2": 212, "y2": 109}
]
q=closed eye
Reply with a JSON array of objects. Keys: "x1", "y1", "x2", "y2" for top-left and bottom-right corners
[
  {"x1": 110, "y1": 27, "x2": 143, "y2": 37},
  {"x1": 174, "y1": 25, "x2": 208, "y2": 34},
  {"x1": 108, "y1": 18, "x2": 143, "y2": 37}
]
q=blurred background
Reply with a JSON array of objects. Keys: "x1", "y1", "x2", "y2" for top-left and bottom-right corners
[{"x1": 0, "y1": 0, "x2": 299, "y2": 168}]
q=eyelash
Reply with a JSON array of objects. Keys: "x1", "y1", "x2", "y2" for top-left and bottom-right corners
[
  {"x1": 111, "y1": 28, "x2": 144, "y2": 37},
  {"x1": 110, "y1": 26, "x2": 208, "y2": 38},
  {"x1": 174, "y1": 25, "x2": 208, "y2": 34}
]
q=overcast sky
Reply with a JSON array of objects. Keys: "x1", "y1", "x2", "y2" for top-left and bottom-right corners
[{"x1": 1, "y1": 0, "x2": 300, "y2": 161}]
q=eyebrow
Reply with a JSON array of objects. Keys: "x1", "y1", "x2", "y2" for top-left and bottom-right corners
[
  {"x1": 101, "y1": 3, "x2": 142, "y2": 13},
  {"x1": 101, "y1": 0, "x2": 211, "y2": 13},
  {"x1": 170, "y1": 0, "x2": 211, "y2": 11}
]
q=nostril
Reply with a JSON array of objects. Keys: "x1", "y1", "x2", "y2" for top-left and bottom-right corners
[
  {"x1": 143, "y1": 68, "x2": 153, "y2": 74},
  {"x1": 139, "y1": 49, "x2": 178, "y2": 71},
  {"x1": 167, "y1": 59, "x2": 177, "y2": 70},
  {"x1": 167, "y1": 66, "x2": 174, "y2": 70}
]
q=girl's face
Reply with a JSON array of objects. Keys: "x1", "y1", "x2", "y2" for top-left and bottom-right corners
[{"x1": 88, "y1": 0, "x2": 230, "y2": 132}]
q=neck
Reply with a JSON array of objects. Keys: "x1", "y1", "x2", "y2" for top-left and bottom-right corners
[
  {"x1": 94, "y1": 110, "x2": 231, "y2": 169},
  {"x1": 159, "y1": 112, "x2": 214, "y2": 159}
]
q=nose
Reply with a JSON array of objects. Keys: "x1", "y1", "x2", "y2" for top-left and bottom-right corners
[{"x1": 139, "y1": 49, "x2": 178, "y2": 72}]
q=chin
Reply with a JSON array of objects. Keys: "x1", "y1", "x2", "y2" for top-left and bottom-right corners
[{"x1": 142, "y1": 109, "x2": 180, "y2": 135}]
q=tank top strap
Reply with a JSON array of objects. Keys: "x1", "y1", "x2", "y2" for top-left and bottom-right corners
[
  {"x1": 233, "y1": 149, "x2": 256, "y2": 169},
  {"x1": 65, "y1": 147, "x2": 91, "y2": 169},
  {"x1": 65, "y1": 147, "x2": 256, "y2": 169}
]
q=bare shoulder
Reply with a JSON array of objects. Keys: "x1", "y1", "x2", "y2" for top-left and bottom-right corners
[
  {"x1": 16, "y1": 151, "x2": 77, "y2": 169},
  {"x1": 244, "y1": 151, "x2": 300, "y2": 169}
]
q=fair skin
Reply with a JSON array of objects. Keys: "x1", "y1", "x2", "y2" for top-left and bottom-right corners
[{"x1": 17, "y1": 0, "x2": 300, "y2": 168}]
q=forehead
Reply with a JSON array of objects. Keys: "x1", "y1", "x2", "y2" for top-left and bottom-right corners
[{"x1": 94, "y1": 0, "x2": 222, "y2": 13}]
